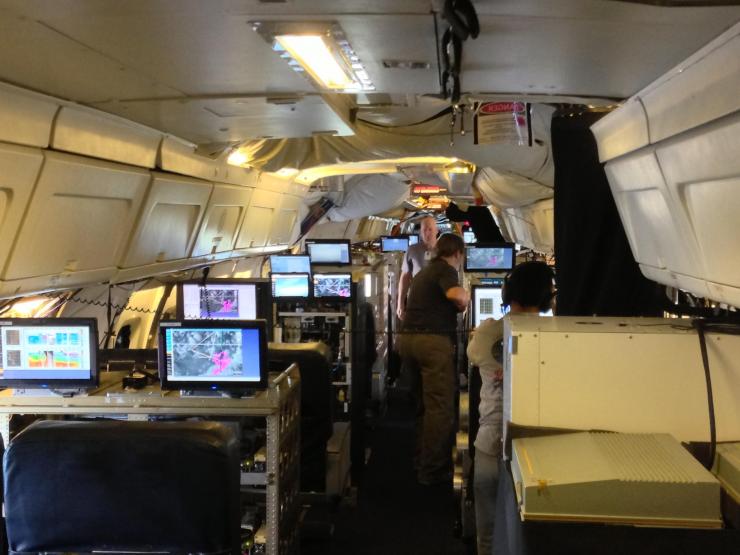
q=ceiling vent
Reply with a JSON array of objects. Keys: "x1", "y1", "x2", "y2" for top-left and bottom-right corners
[{"x1": 382, "y1": 60, "x2": 431, "y2": 70}]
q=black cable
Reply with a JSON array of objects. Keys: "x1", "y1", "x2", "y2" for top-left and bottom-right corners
[
  {"x1": 39, "y1": 292, "x2": 156, "y2": 314},
  {"x1": 692, "y1": 319, "x2": 717, "y2": 471},
  {"x1": 432, "y1": 10, "x2": 443, "y2": 89},
  {"x1": 200, "y1": 266, "x2": 212, "y2": 319}
]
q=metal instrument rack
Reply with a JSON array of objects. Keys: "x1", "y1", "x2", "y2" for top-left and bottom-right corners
[{"x1": 0, "y1": 365, "x2": 301, "y2": 555}]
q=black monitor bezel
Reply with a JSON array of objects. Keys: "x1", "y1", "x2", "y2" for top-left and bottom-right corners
[
  {"x1": 312, "y1": 272, "x2": 353, "y2": 302},
  {"x1": 464, "y1": 242, "x2": 516, "y2": 273},
  {"x1": 176, "y1": 278, "x2": 263, "y2": 321},
  {"x1": 304, "y1": 238, "x2": 352, "y2": 266},
  {"x1": 0, "y1": 317, "x2": 99, "y2": 389},
  {"x1": 471, "y1": 284, "x2": 505, "y2": 328},
  {"x1": 379, "y1": 236, "x2": 410, "y2": 253},
  {"x1": 158, "y1": 319, "x2": 268, "y2": 391},
  {"x1": 269, "y1": 254, "x2": 312, "y2": 274},
  {"x1": 270, "y1": 272, "x2": 312, "y2": 300}
]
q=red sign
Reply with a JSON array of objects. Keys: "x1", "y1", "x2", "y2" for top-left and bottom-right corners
[
  {"x1": 411, "y1": 184, "x2": 444, "y2": 195},
  {"x1": 479, "y1": 102, "x2": 525, "y2": 114}
]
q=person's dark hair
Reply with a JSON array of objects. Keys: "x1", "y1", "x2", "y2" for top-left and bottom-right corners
[
  {"x1": 433, "y1": 232, "x2": 465, "y2": 259},
  {"x1": 502, "y1": 261, "x2": 555, "y2": 312}
]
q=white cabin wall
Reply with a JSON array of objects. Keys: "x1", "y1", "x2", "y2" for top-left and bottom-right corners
[
  {"x1": 56, "y1": 282, "x2": 149, "y2": 348},
  {"x1": 0, "y1": 82, "x2": 307, "y2": 300},
  {"x1": 592, "y1": 21, "x2": 740, "y2": 308}
]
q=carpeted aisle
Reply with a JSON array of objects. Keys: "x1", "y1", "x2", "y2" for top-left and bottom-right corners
[{"x1": 302, "y1": 387, "x2": 471, "y2": 555}]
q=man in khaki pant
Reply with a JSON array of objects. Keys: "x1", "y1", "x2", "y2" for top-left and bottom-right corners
[{"x1": 398, "y1": 233, "x2": 469, "y2": 485}]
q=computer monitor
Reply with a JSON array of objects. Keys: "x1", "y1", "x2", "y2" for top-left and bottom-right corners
[
  {"x1": 0, "y1": 318, "x2": 98, "y2": 388},
  {"x1": 271, "y1": 272, "x2": 311, "y2": 299},
  {"x1": 472, "y1": 285, "x2": 505, "y2": 328},
  {"x1": 380, "y1": 236, "x2": 409, "y2": 253},
  {"x1": 158, "y1": 320, "x2": 267, "y2": 391},
  {"x1": 269, "y1": 254, "x2": 311, "y2": 274},
  {"x1": 313, "y1": 273, "x2": 352, "y2": 301},
  {"x1": 463, "y1": 230, "x2": 477, "y2": 244},
  {"x1": 305, "y1": 239, "x2": 351, "y2": 266},
  {"x1": 464, "y1": 243, "x2": 516, "y2": 272},
  {"x1": 406, "y1": 234, "x2": 419, "y2": 246},
  {"x1": 178, "y1": 280, "x2": 258, "y2": 320}
]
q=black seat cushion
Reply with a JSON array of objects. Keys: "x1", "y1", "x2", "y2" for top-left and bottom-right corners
[{"x1": 4, "y1": 420, "x2": 240, "y2": 554}]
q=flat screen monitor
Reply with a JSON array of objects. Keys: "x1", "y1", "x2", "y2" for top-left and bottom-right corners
[
  {"x1": 313, "y1": 273, "x2": 352, "y2": 300},
  {"x1": 179, "y1": 280, "x2": 258, "y2": 320},
  {"x1": 464, "y1": 243, "x2": 516, "y2": 272},
  {"x1": 158, "y1": 319, "x2": 267, "y2": 391},
  {"x1": 269, "y1": 254, "x2": 311, "y2": 274},
  {"x1": 271, "y1": 272, "x2": 311, "y2": 299},
  {"x1": 305, "y1": 239, "x2": 351, "y2": 266},
  {"x1": 472, "y1": 286, "x2": 505, "y2": 328},
  {"x1": 407, "y1": 234, "x2": 419, "y2": 246},
  {"x1": 380, "y1": 236, "x2": 409, "y2": 253},
  {"x1": 463, "y1": 230, "x2": 477, "y2": 244},
  {"x1": 0, "y1": 318, "x2": 98, "y2": 388}
]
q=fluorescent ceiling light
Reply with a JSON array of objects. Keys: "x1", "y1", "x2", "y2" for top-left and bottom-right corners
[
  {"x1": 252, "y1": 22, "x2": 374, "y2": 92},
  {"x1": 275, "y1": 35, "x2": 356, "y2": 90},
  {"x1": 227, "y1": 150, "x2": 249, "y2": 167}
]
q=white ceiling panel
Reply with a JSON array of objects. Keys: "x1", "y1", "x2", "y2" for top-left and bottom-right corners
[
  {"x1": 0, "y1": 2, "x2": 312, "y2": 101},
  {"x1": 0, "y1": 6, "x2": 181, "y2": 102},
  {"x1": 0, "y1": 0, "x2": 738, "y2": 143},
  {"x1": 92, "y1": 95, "x2": 353, "y2": 143},
  {"x1": 339, "y1": 15, "x2": 440, "y2": 94},
  {"x1": 461, "y1": 10, "x2": 740, "y2": 99}
]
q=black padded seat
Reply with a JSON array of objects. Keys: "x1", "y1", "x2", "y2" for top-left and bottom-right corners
[
  {"x1": 3, "y1": 420, "x2": 240, "y2": 554},
  {"x1": 268, "y1": 341, "x2": 332, "y2": 492}
]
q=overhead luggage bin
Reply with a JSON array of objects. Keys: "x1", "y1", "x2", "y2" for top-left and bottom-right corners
[
  {"x1": 52, "y1": 105, "x2": 162, "y2": 169},
  {"x1": 0, "y1": 151, "x2": 150, "y2": 298},
  {"x1": 655, "y1": 113, "x2": 740, "y2": 307},
  {"x1": 270, "y1": 194, "x2": 301, "y2": 246},
  {"x1": 191, "y1": 183, "x2": 254, "y2": 259},
  {"x1": 235, "y1": 189, "x2": 281, "y2": 250},
  {"x1": 603, "y1": 148, "x2": 710, "y2": 298},
  {"x1": 0, "y1": 83, "x2": 58, "y2": 148},
  {"x1": 592, "y1": 21, "x2": 740, "y2": 307},
  {"x1": 0, "y1": 144, "x2": 44, "y2": 285},
  {"x1": 116, "y1": 172, "x2": 213, "y2": 282},
  {"x1": 158, "y1": 136, "x2": 226, "y2": 183}
]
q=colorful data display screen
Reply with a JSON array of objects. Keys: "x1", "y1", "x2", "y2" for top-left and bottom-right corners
[
  {"x1": 465, "y1": 245, "x2": 515, "y2": 272},
  {"x1": 473, "y1": 287, "x2": 505, "y2": 327},
  {"x1": 0, "y1": 324, "x2": 93, "y2": 381},
  {"x1": 407, "y1": 234, "x2": 419, "y2": 246},
  {"x1": 270, "y1": 255, "x2": 311, "y2": 274},
  {"x1": 306, "y1": 241, "x2": 351, "y2": 265},
  {"x1": 463, "y1": 231, "x2": 477, "y2": 244},
  {"x1": 380, "y1": 236, "x2": 409, "y2": 252},
  {"x1": 313, "y1": 273, "x2": 352, "y2": 299},
  {"x1": 181, "y1": 283, "x2": 257, "y2": 320},
  {"x1": 163, "y1": 327, "x2": 262, "y2": 384},
  {"x1": 271, "y1": 273, "x2": 310, "y2": 298}
]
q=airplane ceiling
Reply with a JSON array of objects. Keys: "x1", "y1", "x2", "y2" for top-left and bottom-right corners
[{"x1": 0, "y1": 0, "x2": 739, "y2": 146}]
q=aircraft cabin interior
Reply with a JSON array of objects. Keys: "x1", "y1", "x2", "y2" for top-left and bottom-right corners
[{"x1": 0, "y1": 1, "x2": 739, "y2": 554}]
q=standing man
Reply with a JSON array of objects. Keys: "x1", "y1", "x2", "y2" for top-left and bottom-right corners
[
  {"x1": 396, "y1": 215, "x2": 438, "y2": 320},
  {"x1": 398, "y1": 233, "x2": 470, "y2": 485},
  {"x1": 467, "y1": 261, "x2": 555, "y2": 554}
]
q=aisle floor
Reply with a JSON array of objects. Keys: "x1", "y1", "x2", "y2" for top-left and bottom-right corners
[{"x1": 302, "y1": 387, "x2": 471, "y2": 555}]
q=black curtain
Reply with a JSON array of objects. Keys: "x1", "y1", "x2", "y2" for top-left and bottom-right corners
[{"x1": 552, "y1": 109, "x2": 664, "y2": 317}]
